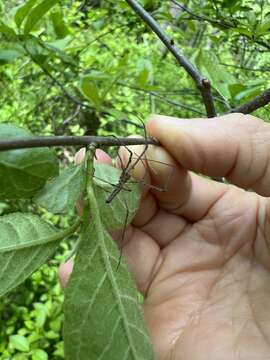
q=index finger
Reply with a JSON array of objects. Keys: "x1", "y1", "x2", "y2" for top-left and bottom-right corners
[{"x1": 147, "y1": 113, "x2": 270, "y2": 196}]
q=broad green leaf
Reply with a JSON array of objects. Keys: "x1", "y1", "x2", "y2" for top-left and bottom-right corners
[
  {"x1": 83, "y1": 70, "x2": 111, "y2": 81},
  {"x1": 233, "y1": 26, "x2": 252, "y2": 37},
  {"x1": 64, "y1": 223, "x2": 154, "y2": 360},
  {"x1": 34, "y1": 303, "x2": 47, "y2": 328},
  {"x1": 136, "y1": 59, "x2": 153, "y2": 87},
  {"x1": 34, "y1": 164, "x2": 85, "y2": 214},
  {"x1": 0, "y1": 49, "x2": 22, "y2": 65},
  {"x1": 0, "y1": 124, "x2": 59, "y2": 199},
  {"x1": 234, "y1": 86, "x2": 262, "y2": 102},
  {"x1": 24, "y1": 0, "x2": 60, "y2": 35},
  {"x1": 46, "y1": 36, "x2": 72, "y2": 51},
  {"x1": 194, "y1": 49, "x2": 235, "y2": 100},
  {"x1": 50, "y1": 10, "x2": 70, "y2": 39},
  {"x1": 14, "y1": 0, "x2": 38, "y2": 28},
  {"x1": 104, "y1": 108, "x2": 129, "y2": 120},
  {"x1": 79, "y1": 77, "x2": 102, "y2": 108},
  {"x1": 222, "y1": 0, "x2": 241, "y2": 8},
  {"x1": 0, "y1": 20, "x2": 17, "y2": 39},
  {"x1": 94, "y1": 163, "x2": 141, "y2": 230},
  {"x1": 228, "y1": 83, "x2": 246, "y2": 98},
  {"x1": 13, "y1": 354, "x2": 28, "y2": 360},
  {"x1": 31, "y1": 349, "x2": 48, "y2": 360},
  {"x1": 256, "y1": 19, "x2": 270, "y2": 36},
  {"x1": 0, "y1": 213, "x2": 60, "y2": 297},
  {"x1": 10, "y1": 335, "x2": 30, "y2": 352}
]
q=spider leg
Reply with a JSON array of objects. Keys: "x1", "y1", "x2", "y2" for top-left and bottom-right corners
[{"x1": 116, "y1": 194, "x2": 130, "y2": 271}]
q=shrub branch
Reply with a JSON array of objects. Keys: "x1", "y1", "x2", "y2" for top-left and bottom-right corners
[
  {"x1": 230, "y1": 87, "x2": 270, "y2": 114},
  {"x1": 125, "y1": 0, "x2": 217, "y2": 118},
  {"x1": 0, "y1": 136, "x2": 159, "y2": 151}
]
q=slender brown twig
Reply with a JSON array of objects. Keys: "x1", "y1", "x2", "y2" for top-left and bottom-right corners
[
  {"x1": 230, "y1": 87, "x2": 270, "y2": 114},
  {"x1": 0, "y1": 136, "x2": 159, "y2": 151},
  {"x1": 125, "y1": 0, "x2": 217, "y2": 117}
]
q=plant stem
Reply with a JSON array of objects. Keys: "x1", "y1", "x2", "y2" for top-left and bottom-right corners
[
  {"x1": 230, "y1": 87, "x2": 270, "y2": 114},
  {"x1": 125, "y1": 0, "x2": 216, "y2": 117},
  {"x1": 0, "y1": 136, "x2": 159, "y2": 151}
]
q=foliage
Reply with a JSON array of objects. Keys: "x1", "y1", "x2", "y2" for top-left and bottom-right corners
[
  {"x1": 0, "y1": 122, "x2": 150, "y2": 359},
  {"x1": 1, "y1": 0, "x2": 270, "y2": 358},
  {"x1": 0, "y1": 246, "x2": 67, "y2": 359}
]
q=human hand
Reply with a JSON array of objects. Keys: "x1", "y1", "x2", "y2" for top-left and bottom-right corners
[{"x1": 60, "y1": 113, "x2": 270, "y2": 360}]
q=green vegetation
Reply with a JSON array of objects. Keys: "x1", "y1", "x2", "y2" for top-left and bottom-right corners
[{"x1": 1, "y1": 0, "x2": 270, "y2": 358}]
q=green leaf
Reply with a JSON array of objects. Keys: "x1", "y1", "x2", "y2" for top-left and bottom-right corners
[
  {"x1": 14, "y1": 0, "x2": 38, "y2": 28},
  {"x1": 50, "y1": 10, "x2": 70, "y2": 39},
  {"x1": 31, "y1": 349, "x2": 48, "y2": 360},
  {"x1": 233, "y1": 26, "x2": 252, "y2": 37},
  {"x1": 228, "y1": 83, "x2": 246, "y2": 98},
  {"x1": 194, "y1": 49, "x2": 235, "y2": 100},
  {"x1": 10, "y1": 335, "x2": 30, "y2": 352},
  {"x1": 136, "y1": 59, "x2": 153, "y2": 87},
  {"x1": 94, "y1": 163, "x2": 141, "y2": 230},
  {"x1": 0, "y1": 20, "x2": 17, "y2": 39},
  {"x1": 0, "y1": 213, "x2": 60, "y2": 297},
  {"x1": 13, "y1": 355, "x2": 28, "y2": 360},
  {"x1": 256, "y1": 19, "x2": 270, "y2": 36},
  {"x1": 79, "y1": 76, "x2": 102, "y2": 108},
  {"x1": 234, "y1": 86, "x2": 262, "y2": 102},
  {"x1": 0, "y1": 49, "x2": 22, "y2": 65},
  {"x1": 64, "y1": 223, "x2": 154, "y2": 360},
  {"x1": 104, "y1": 108, "x2": 128, "y2": 120},
  {"x1": 0, "y1": 124, "x2": 59, "y2": 199},
  {"x1": 34, "y1": 303, "x2": 47, "y2": 328},
  {"x1": 34, "y1": 164, "x2": 85, "y2": 214},
  {"x1": 24, "y1": 0, "x2": 60, "y2": 35}
]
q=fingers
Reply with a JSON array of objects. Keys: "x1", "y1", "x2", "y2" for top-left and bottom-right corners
[
  {"x1": 117, "y1": 137, "x2": 152, "y2": 198},
  {"x1": 75, "y1": 148, "x2": 112, "y2": 165},
  {"x1": 144, "y1": 144, "x2": 227, "y2": 221},
  {"x1": 147, "y1": 114, "x2": 270, "y2": 196},
  {"x1": 59, "y1": 259, "x2": 73, "y2": 288},
  {"x1": 118, "y1": 140, "x2": 228, "y2": 223}
]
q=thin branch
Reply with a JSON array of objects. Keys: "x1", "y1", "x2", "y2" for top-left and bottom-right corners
[
  {"x1": 125, "y1": 0, "x2": 217, "y2": 117},
  {"x1": 39, "y1": 65, "x2": 92, "y2": 109},
  {"x1": 172, "y1": 0, "x2": 270, "y2": 51},
  {"x1": 117, "y1": 81, "x2": 205, "y2": 115},
  {"x1": 171, "y1": 0, "x2": 232, "y2": 29},
  {"x1": 0, "y1": 136, "x2": 159, "y2": 151},
  {"x1": 152, "y1": 93, "x2": 205, "y2": 115},
  {"x1": 62, "y1": 105, "x2": 81, "y2": 126},
  {"x1": 23, "y1": 42, "x2": 93, "y2": 110},
  {"x1": 230, "y1": 87, "x2": 270, "y2": 114},
  {"x1": 220, "y1": 62, "x2": 270, "y2": 73}
]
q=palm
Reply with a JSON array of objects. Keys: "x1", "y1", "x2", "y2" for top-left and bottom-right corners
[
  {"x1": 126, "y1": 186, "x2": 270, "y2": 360},
  {"x1": 60, "y1": 115, "x2": 270, "y2": 360}
]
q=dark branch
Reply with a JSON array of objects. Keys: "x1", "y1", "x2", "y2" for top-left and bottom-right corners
[
  {"x1": 171, "y1": 0, "x2": 232, "y2": 29},
  {"x1": 220, "y1": 63, "x2": 270, "y2": 73},
  {"x1": 125, "y1": 0, "x2": 217, "y2": 118},
  {"x1": 172, "y1": 0, "x2": 270, "y2": 51},
  {"x1": 230, "y1": 87, "x2": 270, "y2": 114},
  {"x1": 0, "y1": 136, "x2": 159, "y2": 151},
  {"x1": 39, "y1": 65, "x2": 92, "y2": 109},
  {"x1": 117, "y1": 81, "x2": 205, "y2": 115},
  {"x1": 24, "y1": 43, "x2": 92, "y2": 110}
]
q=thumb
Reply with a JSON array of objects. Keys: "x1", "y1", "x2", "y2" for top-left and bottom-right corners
[{"x1": 146, "y1": 113, "x2": 270, "y2": 196}]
